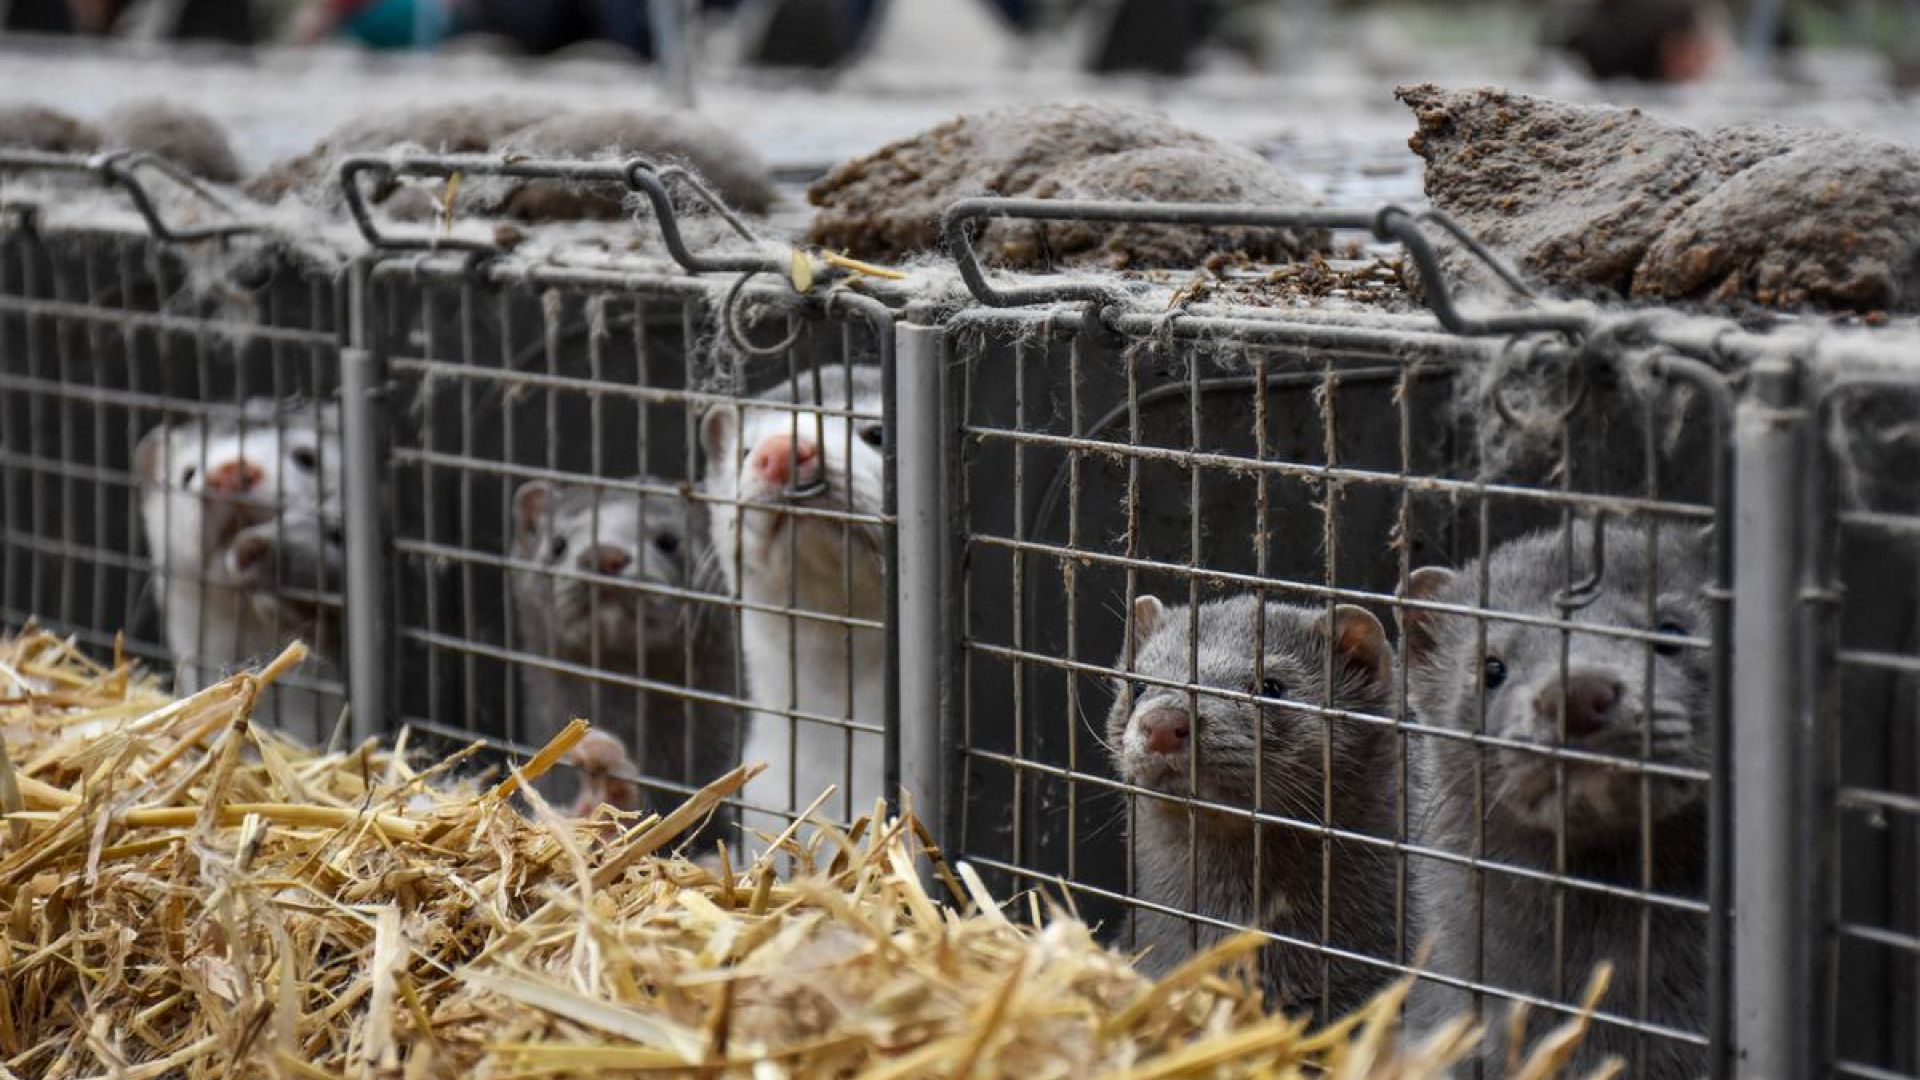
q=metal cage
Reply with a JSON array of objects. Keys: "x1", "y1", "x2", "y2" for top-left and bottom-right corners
[
  {"x1": 0, "y1": 180, "x2": 348, "y2": 745},
  {"x1": 1805, "y1": 358, "x2": 1920, "y2": 1080},
  {"x1": 355, "y1": 251, "x2": 900, "y2": 840},
  {"x1": 4, "y1": 149, "x2": 1919, "y2": 1080},
  {"x1": 938, "y1": 303, "x2": 1727, "y2": 1074}
]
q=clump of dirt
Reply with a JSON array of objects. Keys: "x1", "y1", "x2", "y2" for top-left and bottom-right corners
[
  {"x1": 1020, "y1": 146, "x2": 1327, "y2": 270},
  {"x1": 0, "y1": 104, "x2": 101, "y2": 154},
  {"x1": 246, "y1": 102, "x2": 777, "y2": 225},
  {"x1": 100, "y1": 101, "x2": 243, "y2": 184},
  {"x1": 1399, "y1": 84, "x2": 1920, "y2": 313},
  {"x1": 1704, "y1": 123, "x2": 1829, "y2": 175},
  {"x1": 491, "y1": 108, "x2": 778, "y2": 220},
  {"x1": 1396, "y1": 84, "x2": 1720, "y2": 298},
  {"x1": 1171, "y1": 254, "x2": 1408, "y2": 309},
  {"x1": 805, "y1": 102, "x2": 1329, "y2": 270},
  {"x1": 246, "y1": 98, "x2": 557, "y2": 205},
  {"x1": 1635, "y1": 139, "x2": 1920, "y2": 312}
]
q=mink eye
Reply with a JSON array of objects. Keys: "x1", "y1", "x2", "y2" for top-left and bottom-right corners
[
  {"x1": 1483, "y1": 656, "x2": 1508, "y2": 690},
  {"x1": 654, "y1": 532, "x2": 680, "y2": 556},
  {"x1": 1254, "y1": 677, "x2": 1286, "y2": 700},
  {"x1": 1653, "y1": 620, "x2": 1688, "y2": 656},
  {"x1": 290, "y1": 446, "x2": 318, "y2": 471},
  {"x1": 180, "y1": 465, "x2": 198, "y2": 486},
  {"x1": 548, "y1": 536, "x2": 567, "y2": 560},
  {"x1": 1128, "y1": 679, "x2": 1153, "y2": 703},
  {"x1": 857, "y1": 423, "x2": 885, "y2": 449}
]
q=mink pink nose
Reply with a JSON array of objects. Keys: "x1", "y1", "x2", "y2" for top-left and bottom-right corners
[
  {"x1": 583, "y1": 545, "x2": 631, "y2": 576},
  {"x1": 1137, "y1": 707, "x2": 1191, "y2": 755},
  {"x1": 1534, "y1": 673, "x2": 1620, "y2": 739},
  {"x1": 206, "y1": 458, "x2": 263, "y2": 494},
  {"x1": 748, "y1": 433, "x2": 821, "y2": 488}
]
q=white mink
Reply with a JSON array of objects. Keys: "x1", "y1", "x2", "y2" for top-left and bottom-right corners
[
  {"x1": 699, "y1": 364, "x2": 888, "y2": 848},
  {"x1": 135, "y1": 401, "x2": 345, "y2": 739}
]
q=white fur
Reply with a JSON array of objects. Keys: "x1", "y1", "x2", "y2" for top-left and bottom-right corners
[
  {"x1": 702, "y1": 373, "x2": 889, "y2": 848},
  {"x1": 136, "y1": 402, "x2": 345, "y2": 740}
]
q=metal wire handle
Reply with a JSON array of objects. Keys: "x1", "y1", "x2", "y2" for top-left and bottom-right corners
[
  {"x1": 337, "y1": 153, "x2": 814, "y2": 275},
  {"x1": 1553, "y1": 511, "x2": 1610, "y2": 613},
  {"x1": 337, "y1": 153, "x2": 635, "y2": 254},
  {"x1": 0, "y1": 148, "x2": 262, "y2": 242},
  {"x1": 939, "y1": 197, "x2": 1590, "y2": 339}
]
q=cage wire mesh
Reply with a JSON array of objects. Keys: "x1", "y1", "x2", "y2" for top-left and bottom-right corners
[
  {"x1": 368, "y1": 255, "x2": 896, "y2": 847},
  {"x1": 0, "y1": 221, "x2": 347, "y2": 746},
  {"x1": 944, "y1": 300, "x2": 1728, "y2": 1073},
  {"x1": 1810, "y1": 374, "x2": 1920, "y2": 1080},
  {"x1": 6, "y1": 145, "x2": 1920, "y2": 1080}
]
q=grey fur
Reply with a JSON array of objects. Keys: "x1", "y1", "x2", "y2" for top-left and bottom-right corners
[
  {"x1": 1105, "y1": 594, "x2": 1403, "y2": 1018},
  {"x1": 509, "y1": 477, "x2": 740, "y2": 846},
  {"x1": 1401, "y1": 521, "x2": 1712, "y2": 1079}
]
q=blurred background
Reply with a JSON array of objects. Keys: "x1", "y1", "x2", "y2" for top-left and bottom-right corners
[
  {"x1": 1, "y1": 0, "x2": 1916, "y2": 190},
  {"x1": 4, "y1": 0, "x2": 1914, "y2": 79}
]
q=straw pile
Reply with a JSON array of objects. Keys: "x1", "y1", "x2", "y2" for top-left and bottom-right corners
[{"x1": 0, "y1": 630, "x2": 1610, "y2": 1079}]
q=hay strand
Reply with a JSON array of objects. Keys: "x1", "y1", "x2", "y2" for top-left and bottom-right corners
[{"x1": 0, "y1": 634, "x2": 1604, "y2": 1078}]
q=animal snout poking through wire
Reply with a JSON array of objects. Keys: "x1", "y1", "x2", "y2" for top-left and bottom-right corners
[
  {"x1": 1137, "y1": 706, "x2": 1190, "y2": 755},
  {"x1": 205, "y1": 457, "x2": 264, "y2": 495},
  {"x1": 1533, "y1": 671, "x2": 1621, "y2": 739},
  {"x1": 583, "y1": 544, "x2": 632, "y2": 577},
  {"x1": 747, "y1": 432, "x2": 827, "y2": 497}
]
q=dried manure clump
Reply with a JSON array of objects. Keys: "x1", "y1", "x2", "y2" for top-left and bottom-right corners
[
  {"x1": 1174, "y1": 254, "x2": 1411, "y2": 310},
  {"x1": 100, "y1": 100, "x2": 244, "y2": 183},
  {"x1": 0, "y1": 102, "x2": 102, "y2": 153},
  {"x1": 0, "y1": 630, "x2": 1613, "y2": 1079},
  {"x1": 1025, "y1": 145, "x2": 1327, "y2": 269},
  {"x1": 1397, "y1": 83, "x2": 1721, "y2": 298},
  {"x1": 1400, "y1": 83, "x2": 1920, "y2": 314},
  {"x1": 1635, "y1": 139, "x2": 1920, "y2": 312},
  {"x1": 246, "y1": 102, "x2": 778, "y2": 225},
  {"x1": 245, "y1": 98, "x2": 558, "y2": 205},
  {"x1": 495, "y1": 108, "x2": 778, "y2": 220},
  {"x1": 806, "y1": 102, "x2": 1330, "y2": 270}
]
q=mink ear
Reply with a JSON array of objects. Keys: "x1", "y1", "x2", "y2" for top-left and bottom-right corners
[
  {"x1": 700, "y1": 404, "x2": 737, "y2": 463},
  {"x1": 1398, "y1": 567, "x2": 1458, "y2": 666},
  {"x1": 513, "y1": 481, "x2": 553, "y2": 536},
  {"x1": 135, "y1": 425, "x2": 169, "y2": 486},
  {"x1": 1131, "y1": 594, "x2": 1165, "y2": 643},
  {"x1": 1331, "y1": 605, "x2": 1392, "y2": 686}
]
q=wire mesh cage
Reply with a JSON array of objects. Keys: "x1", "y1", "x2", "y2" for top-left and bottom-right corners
[
  {"x1": 7, "y1": 140, "x2": 1920, "y2": 1080},
  {"x1": 361, "y1": 249, "x2": 899, "y2": 847},
  {"x1": 941, "y1": 289, "x2": 1731, "y2": 1074},
  {"x1": 1808, "y1": 370, "x2": 1920, "y2": 1080},
  {"x1": 0, "y1": 213, "x2": 347, "y2": 745}
]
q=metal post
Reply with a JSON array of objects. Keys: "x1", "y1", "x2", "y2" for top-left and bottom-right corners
[
  {"x1": 1730, "y1": 359, "x2": 1812, "y2": 1077},
  {"x1": 894, "y1": 315, "x2": 948, "y2": 850},
  {"x1": 650, "y1": 0, "x2": 698, "y2": 110},
  {"x1": 339, "y1": 258, "x2": 390, "y2": 746}
]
